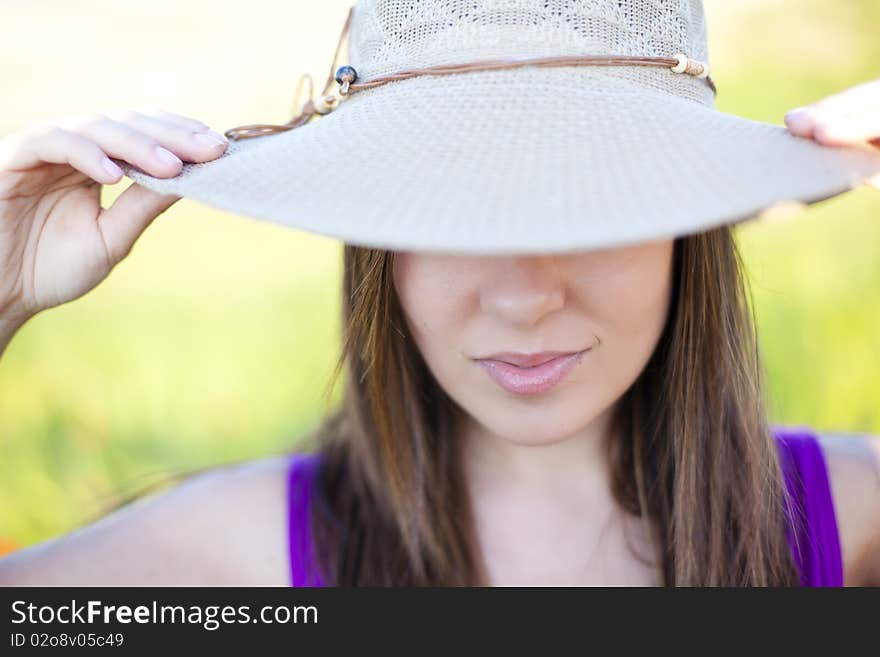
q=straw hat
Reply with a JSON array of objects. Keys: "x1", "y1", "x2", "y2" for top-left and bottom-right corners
[{"x1": 115, "y1": 0, "x2": 880, "y2": 254}]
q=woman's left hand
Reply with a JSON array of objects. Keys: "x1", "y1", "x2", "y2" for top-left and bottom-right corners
[{"x1": 785, "y1": 78, "x2": 880, "y2": 189}]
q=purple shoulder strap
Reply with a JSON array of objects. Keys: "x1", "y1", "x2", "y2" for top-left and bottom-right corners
[
  {"x1": 773, "y1": 426, "x2": 844, "y2": 587},
  {"x1": 287, "y1": 452, "x2": 327, "y2": 587}
]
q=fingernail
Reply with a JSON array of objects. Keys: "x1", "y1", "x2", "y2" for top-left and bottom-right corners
[
  {"x1": 154, "y1": 145, "x2": 182, "y2": 166},
  {"x1": 193, "y1": 131, "x2": 228, "y2": 147},
  {"x1": 784, "y1": 107, "x2": 813, "y2": 129},
  {"x1": 102, "y1": 157, "x2": 123, "y2": 179},
  {"x1": 208, "y1": 129, "x2": 228, "y2": 143}
]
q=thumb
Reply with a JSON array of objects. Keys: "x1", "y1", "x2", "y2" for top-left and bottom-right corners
[{"x1": 98, "y1": 181, "x2": 181, "y2": 263}]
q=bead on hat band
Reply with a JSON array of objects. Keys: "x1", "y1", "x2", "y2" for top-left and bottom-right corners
[{"x1": 224, "y1": 6, "x2": 715, "y2": 142}]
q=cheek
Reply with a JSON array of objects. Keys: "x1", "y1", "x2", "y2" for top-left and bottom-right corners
[
  {"x1": 397, "y1": 287, "x2": 443, "y2": 344},
  {"x1": 393, "y1": 256, "x2": 468, "y2": 359},
  {"x1": 587, "y1": 247, "x2": 674, "y2": 387},
  {"x1": 599, "y1": 267, "x2": 671, "y2": 338}
]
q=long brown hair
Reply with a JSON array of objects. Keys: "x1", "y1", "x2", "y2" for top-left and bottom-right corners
[{"x1": 302, "y1": 227, "x2": 802, "y2": 586}]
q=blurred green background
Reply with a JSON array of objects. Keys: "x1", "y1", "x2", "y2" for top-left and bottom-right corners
[{"x1": 0, "y1": 0, "x2": 878, "y2": 553}]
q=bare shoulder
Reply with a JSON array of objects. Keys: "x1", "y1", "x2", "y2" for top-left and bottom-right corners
[
  {"x1": 0, "y1": 454, "x2": 294, "y2": 586},
  {"x1": 816, "y1": 432, "x2": 880, "y2": 586}
]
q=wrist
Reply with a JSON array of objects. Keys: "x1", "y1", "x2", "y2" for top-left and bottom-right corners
[{"x1": 0, "y1": 313, "x2": 28, "y2": 355}]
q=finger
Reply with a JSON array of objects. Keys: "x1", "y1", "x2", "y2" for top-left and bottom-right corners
[
  {"x1": 786, "y1": 106, "x2": 880, "y2": 144},
  {"x1": 54, "y1": 112, "x2": 219, "y2": 178},
  {"x1": 38, "y1": 113, "x2": 180, "y2": 178},
  {"x1": 784, "y1": 109, "x2": 818, "y2": 138},
  {"x1": 811, "y1": 79, "x2": 880, "y2": 116},
  {"x1": 93, "y1": 106, "x2": 211, "y2": 133},
  {"x1": 812, "y1": 113, "x2": 880, "y2": 146},
  {"x1": 98, "y1": 109, "x2": 229, "y2": 162},
  {"x1": 0, "y1": 125, "x2": 125, "y2": 185},
  {"x1": 127, "y1": 107, "x2": 212, "y2": 133},
  {"x1": 785, "y1": 79, "x2": 880, "y2": 142},
  {"x1": 97, "y1": 182, "x2": 181, "y2": 264}
]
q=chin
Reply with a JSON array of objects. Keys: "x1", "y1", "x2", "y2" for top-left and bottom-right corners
[
  {"x1": 494, "y1": 428, "x2": 581, "y2": 448},
  {"x1": 471, "y1": 396, "x2": 602, "y2": 447}
]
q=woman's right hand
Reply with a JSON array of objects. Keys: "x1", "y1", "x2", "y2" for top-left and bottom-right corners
[{"x1": 0, "y1": 109, "x2": 229, "y2": 328}]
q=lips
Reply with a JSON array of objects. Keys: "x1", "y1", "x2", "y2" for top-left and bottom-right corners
[
  {"x1": 475, "y1": 349, "x2": 591, "y2": 395},
  {"x1": 480, "y1": 351, "x2": 581, "y2": 368}
]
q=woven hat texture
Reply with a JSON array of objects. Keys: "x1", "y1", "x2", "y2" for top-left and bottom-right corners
[{"x1": 116, "y1": 0, "x2": 880, "y2": 254}]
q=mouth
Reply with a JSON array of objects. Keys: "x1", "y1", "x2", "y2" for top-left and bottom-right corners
[{"x1": 474, "y1": 348, "x2": 591, "y2": 396}]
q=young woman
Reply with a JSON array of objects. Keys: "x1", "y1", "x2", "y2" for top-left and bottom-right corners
[{"x1": 0, "y1": 6, "x2": 879, "y2": 586}]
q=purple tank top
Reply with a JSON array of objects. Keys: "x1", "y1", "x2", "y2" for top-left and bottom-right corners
[
  {"x1": 286, "y1": 426, "x2": 843, "y2": 586},
  {"x1": 286, "y1": 452, "x2": 326, "y2": 586},
  {"x1": 773, "y1": 426, "x2": 843, "y2": 586}
]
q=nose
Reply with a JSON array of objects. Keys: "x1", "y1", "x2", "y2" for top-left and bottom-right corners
[{"x1": 479, "y1": 256, "x2": 566, "y2": 328}]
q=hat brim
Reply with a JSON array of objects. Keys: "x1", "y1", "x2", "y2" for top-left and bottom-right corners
[{"x1": 116, "y1": 66, "x2": 880, "y2": 254}]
